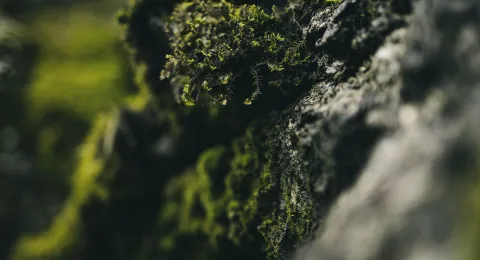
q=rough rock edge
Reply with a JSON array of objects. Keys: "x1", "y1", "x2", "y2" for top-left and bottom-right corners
[{"x1": 295, "y1": 0, "x2": 480, "y2": 259}]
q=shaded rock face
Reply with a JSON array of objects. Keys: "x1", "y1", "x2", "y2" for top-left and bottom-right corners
[
  {"x1": 75, "y1": 0, "x2": 416, "y2": 259},
  {"x1": 5, "y1": 0, "x2": 480, "y2": 259},
  {"x1": 295, "y1": 0, "x2": 480, "y2": 259},
  {"x1": 106, "y1": 0, "x2": 415, "y2": 259}
]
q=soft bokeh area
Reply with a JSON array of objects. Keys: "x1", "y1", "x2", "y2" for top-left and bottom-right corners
[{"x1": 0, "y1": 1, "x2": 137, "y2": 258}]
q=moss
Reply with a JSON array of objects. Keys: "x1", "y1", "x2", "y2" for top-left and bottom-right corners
[
  {"x1": 161, "y1": 0, "x2": 310, "y2": 106},
  {"x1": 0, "y1": 5, "x2": 139, "y2": 259},
  {"x1": 156, "y1": 126, "x2": 269, "y2": 258},
  {"x1": 225, "y1": 126, "x2": 274, "y2": 245},
  {"x1": 12, "y1": 111, "x2": 119, "y2": 260},
  {"x1": 256, "y1": 147, "x2": 314, "y2": 259},
  {"x1": 156, "y1": 123, "x2": 313, "y2": 259},
  {"x1": 157, "y1": 145, "x2": 229, "y2": 258},
  {"x1": 9, "y1": 5, "x2": 137, "y2": 192},
  {"x1": 26, "y1": 9, "x2": 129, "y2": 122}
]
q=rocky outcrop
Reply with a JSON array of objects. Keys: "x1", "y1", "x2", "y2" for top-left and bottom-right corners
[
  {"x1": 296, "y1": 0, "x2": 480, "y2": 259},
  {"x1": 98, "y1": 0, "x2": 413, "y2": 259},
  {"x1": 4, "y1": 0, "x2": 480, "y2": 259}
]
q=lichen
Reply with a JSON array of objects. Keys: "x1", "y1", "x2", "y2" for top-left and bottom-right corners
[{"x1": 161, "y1": 0, "x2": 310, "y2": 106}]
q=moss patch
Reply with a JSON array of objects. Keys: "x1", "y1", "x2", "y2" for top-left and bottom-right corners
[
  {"x1": 26, "y1": 9, "x2": 129, "y2": 121},
  {"x1": 161, "y1": 0, "x2": 310, "y2": 106},
  {"x1": 157, "y1": 123, "x2": 313, "y2": 259},
  {"x1": 12, "y1": 111, "x2": 118, "y2": 260}
]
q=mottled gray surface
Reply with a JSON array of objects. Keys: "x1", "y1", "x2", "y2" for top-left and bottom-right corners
[
  {"x1": 250, "y1": 1, "x2": 411, "y2": 254},
  {"x1": 294, "y1": 0, "x2": 480, "y2": 259}
]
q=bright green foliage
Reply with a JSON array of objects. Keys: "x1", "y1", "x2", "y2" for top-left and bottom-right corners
[{"x1": 161, "y1": 0, "x2": 309, "y2": 106}]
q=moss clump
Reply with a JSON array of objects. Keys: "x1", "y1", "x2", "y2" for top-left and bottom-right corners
[
  {"x1": 160, "y1": 146, "x2": 228, "y2": 245},
  {"x1": 224, "y1": 127, "x2": 274, "y2": 245},
  {"x1": 157, "y1": 126, "x2": 274, "y2": 258},
  {"x1": 157, "y1": 124, "x2": 313, "y2": 259},
  {"x1": 157, "y1": 146, "x2": 230, "y2": 259},
  {"x1": 161, "y1": 0, "x2": 310, "y2": 106}
]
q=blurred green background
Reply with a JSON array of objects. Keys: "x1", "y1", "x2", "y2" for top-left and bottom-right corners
[{"x1": 0, "y1": 0, "x2": 137, "y2": 259}]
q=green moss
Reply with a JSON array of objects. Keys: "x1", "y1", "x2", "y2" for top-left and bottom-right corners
[
  {"x1": 159, "y1": 146, "x2": 229, "y2": 253},
  {"x1": 161, "y1": 0, "x2": 310, "y2": 106},
  {"x1": 12, "y1": 111, "x2": 119, "y2": 260},
  {"x1": 257, "y1": 152, "x2": 313, "y2": 259},
  {"x1": 458, "y1": 157, "x2": 480, "y2": 260},
  {"x1": 225, "y1": 126, "x2": 273, "y2": 244},
  {"x1": 157, "y1": 126, "x2": 270, "y2": 257},
  {"x1": 15, "y1": 4, "x2": 136, "y2": 209},
  {"x1": 156, "y1": 123, "x2": 313, "y2": 259},
  {"x1": 26, "y1": 9, "x2": 128, "y2": 122}
]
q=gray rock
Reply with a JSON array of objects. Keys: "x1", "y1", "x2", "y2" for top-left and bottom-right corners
[{"x1": 294, "y1": 0, "x2": 480, "y2": 259}]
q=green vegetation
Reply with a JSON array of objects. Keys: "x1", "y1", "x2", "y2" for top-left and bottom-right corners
[
  {"x1": 1, "y1": 3, "x2": 133, "y2": 259},
  {"x1": 12, "y1": 111, "x2": 117, "y2": 260},
  {"x1": 2, "y1": 0, "x2": 320, "y2": 259},
  {"x1": 27, "y1": 9, "x2": 129, "y2": 121},
  {"x1": 25, "y1": 8, "x2": 132, "y2": 183},
  {"x1": 161, "y1": 0, "x2": 310, "y2": 106},
  {"x1": 157, "y1": 124, "x2": 313, "y2": 259},
  {"x1": 157, "y1": 126, "x2": 270, "y2": 257}
]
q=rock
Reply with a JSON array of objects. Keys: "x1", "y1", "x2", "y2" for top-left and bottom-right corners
[
  {"x1": 7, "y1": 0, "x2": 480, "y2": 259},
  {"x1": 294, "y1": 0, "x2": 480, "y2": 259}
]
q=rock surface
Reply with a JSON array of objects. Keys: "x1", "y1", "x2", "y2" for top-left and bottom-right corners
[
  {"x1": 3, "y1": 0, "x2": 480, "y2": 259},
  {"x1": 295, "y1": 0, "x2": 480, "y2": 259}
]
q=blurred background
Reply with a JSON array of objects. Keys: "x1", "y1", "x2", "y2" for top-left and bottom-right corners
[{"x1": 0, "y1": 0, "x2": 136, "y2": 258}]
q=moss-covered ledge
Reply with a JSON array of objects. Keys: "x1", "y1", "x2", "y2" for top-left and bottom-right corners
[{"x1": 5, "y1": 0, "x2": 413, "y2": 259}]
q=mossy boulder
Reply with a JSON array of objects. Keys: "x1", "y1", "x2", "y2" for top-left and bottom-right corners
[
  {"x1": 15, "y1": 0, "x2": 480, "y2": 260},
  {"x1": 96, "y1": 0, "x2": 412, "y2": 259}
]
